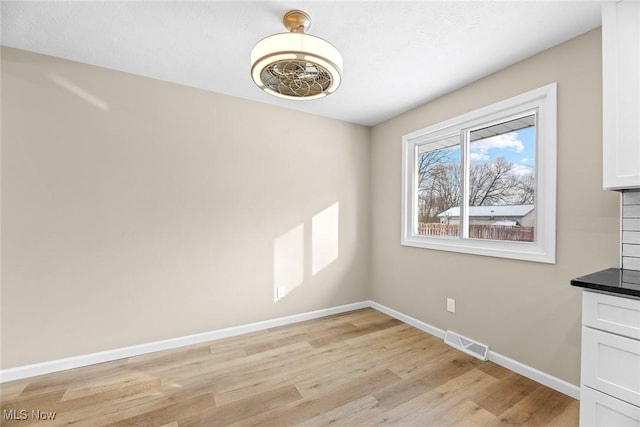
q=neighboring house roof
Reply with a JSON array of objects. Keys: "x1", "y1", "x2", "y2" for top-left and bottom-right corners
[{"x1": 437, "y1": 204, "x2": 534, "y2": 218}]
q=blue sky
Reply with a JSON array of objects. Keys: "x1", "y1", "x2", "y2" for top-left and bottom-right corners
[
  {"x1": 469, "y1": 127, "x2": 536, "y2": 175},
  {"x1": 426, "y1": 126, "x2": 536, "y2": 177}
]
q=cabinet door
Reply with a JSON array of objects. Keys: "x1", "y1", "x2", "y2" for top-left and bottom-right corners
[
  {"x1": 583, "y1": 291, "x2": 640, "y2": 340},
  {"x1": 580, "y1": 386, "x2": 640, "y2": 427},
  {"x1": 602, "y1": 1, "x2": 640, "y2": 190},
  {"x1": 582, "y1": 326, "x2": 640, "y2": 407}
]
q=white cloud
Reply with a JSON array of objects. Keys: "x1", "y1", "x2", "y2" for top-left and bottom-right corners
[
  {"x1": 469, "y1": 132, "x2": 525, "y2": 162},
  {"x1": 469, "y1": 152, "x2": 488, "y2": 161},
  {"x1": 521, "y1": 158, "x2": 529, "y2": 163},
  {"x1": 512, "y1": 164, "x2": 534, "y2": 176}
]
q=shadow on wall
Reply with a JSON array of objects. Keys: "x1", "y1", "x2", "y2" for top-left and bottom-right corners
[{"x1": 273, "y1": 202, "x2": 340, "y2": 302}]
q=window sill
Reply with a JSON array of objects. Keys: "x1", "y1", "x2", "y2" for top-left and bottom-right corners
[{"x1": 401, "y1": 235, "x2": 556, "y2": 264}]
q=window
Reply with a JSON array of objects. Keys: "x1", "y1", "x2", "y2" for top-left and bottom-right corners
[{"x1": 401, "y1": 83, "x2": 557, "y2": 263}]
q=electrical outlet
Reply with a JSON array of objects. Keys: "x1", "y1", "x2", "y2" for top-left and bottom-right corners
[
  {"x1": 447, "y1": 298, "x2": 456, "y2": 313},
  {"x1": 277, "y1": 286, "x2": 286, "y2": 299}
]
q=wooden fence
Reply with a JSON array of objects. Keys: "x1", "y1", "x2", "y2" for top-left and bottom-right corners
[{"x1": 418, "y1": 223, "x2": 534, "y2": 242}]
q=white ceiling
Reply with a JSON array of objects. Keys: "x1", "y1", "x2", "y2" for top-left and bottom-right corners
[{"x1": 1, "y1": 1, "x2": 604, "y2": 126}]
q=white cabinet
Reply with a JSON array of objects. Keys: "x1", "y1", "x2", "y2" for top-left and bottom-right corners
[
  {"x1": 602, "y1": 0, "x2": 640, "y2": 190},
  {"x1": 580, "y1": 291, "x2": 640, "y2": 426},
  {"x1": 581, "y1": 387, "x2": 640, "y2": 427},
  {"x1": 582, "y1": 290, "x2": 640, "y2": 340},
  {"x1": 582, "y1": 327, "x2": 640, "y2": 407}
]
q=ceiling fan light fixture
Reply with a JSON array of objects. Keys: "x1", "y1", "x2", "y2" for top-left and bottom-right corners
[{"x1": 250, "y1": 10, "x2": 343, "y2": 100}]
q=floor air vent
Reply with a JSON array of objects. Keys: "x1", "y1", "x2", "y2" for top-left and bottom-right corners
[{"x1": 444, "y1": 330, "x2": 489, "y2": 361}]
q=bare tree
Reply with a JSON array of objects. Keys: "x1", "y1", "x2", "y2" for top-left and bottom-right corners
[
  {"x1": 431, "y1": 163, "x2": 460, "y2": 216},
  {"x1": 513, "y1": 172, "x2": 535, "y2": 204},
  {"x1": 417, "y1": 152, "x2": 535, "y2": 223},
  {"x1": 417, "y1": 149, "x2": 459, "y2": 222},
  {"x1": 468, "y1": 156, "x2": 519, "y2": 206}
]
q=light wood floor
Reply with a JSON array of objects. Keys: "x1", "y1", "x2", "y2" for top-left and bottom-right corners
[{"x1": 0, "y1": 308, "x2": 578, "y2": 426}]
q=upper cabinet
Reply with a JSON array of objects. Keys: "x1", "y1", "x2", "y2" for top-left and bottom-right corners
[{"x1": 602, "y1": 0, "x2": 640, "y2": 190}]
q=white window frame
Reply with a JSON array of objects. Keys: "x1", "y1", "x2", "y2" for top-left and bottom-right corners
[{"x1": 401, "y1": 83, "x2": 557, "y2": 263}]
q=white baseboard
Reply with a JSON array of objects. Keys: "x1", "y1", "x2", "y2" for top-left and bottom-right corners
[
  {"x1": 0, "y1": 301, "x2": 369, "y2": 383},
  {"x1": 488, "y1": 351, "x2": 580, "y2": 400},
  {"x1": 371, "y1": 301, "x2": 580, "y2": 400},
  {"x1": 0, "y1": 299, "x2": 580, "y2": 400},
  {"x1": 369, "y1": 301, "x2": 446, "y2": 339}
]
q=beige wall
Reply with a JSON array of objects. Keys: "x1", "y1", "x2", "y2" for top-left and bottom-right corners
[
  {"x1": 1, "y1": 47, "x2": 370, "y2": 368},
  {"x1": 370, "y1": 28, "x2": 619, "y2": 385},
  {"x1": 1, "y1": 28, "x2": 621, "y2": 387}
]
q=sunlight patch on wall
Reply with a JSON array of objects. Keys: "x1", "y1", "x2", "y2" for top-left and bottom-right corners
[
  {"x1": 312, "y1": 202, "x2": 339, "y2": 276},
  {"x1": 48, "y1": 73, "x2": 110, "y2": 111},
  {"x1": 273, "y1": 224, "x2": 304, "y2": 302}
]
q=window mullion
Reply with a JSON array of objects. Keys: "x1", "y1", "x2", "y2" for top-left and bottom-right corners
[
  {"x1": 460, "y1": 130, "x2": 470, "y2": 240},
  {"x1": 412, "y1": 143, "x2": 420, "y2": 236}
]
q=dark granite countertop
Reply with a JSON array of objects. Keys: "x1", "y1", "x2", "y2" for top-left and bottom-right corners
[{"x1": 571, "y1": 268, "x2": 640, "y2": 298}]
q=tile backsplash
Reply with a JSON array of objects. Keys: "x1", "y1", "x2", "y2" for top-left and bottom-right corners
[{"x1": 622, "y1": 190, "x2": 640, "y2": 271}]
